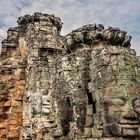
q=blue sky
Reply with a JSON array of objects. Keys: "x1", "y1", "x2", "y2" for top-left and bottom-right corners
[{"x1": 0, "y1": 0, "x2": 140, "y2": 55}]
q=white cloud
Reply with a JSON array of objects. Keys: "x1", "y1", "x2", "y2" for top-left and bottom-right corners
[
  {"x1": 0, "y1": 0, "x2": 140, "y2": 55},
  {"x1": 3, "y1": 16, "x2": 17, "y2": 27},
  {"x1": 0, "y1": 29, "x2": 7, "y2": 44},
  {"x1": 0, "y1": 29, "x2": 6, "y2": 37}
]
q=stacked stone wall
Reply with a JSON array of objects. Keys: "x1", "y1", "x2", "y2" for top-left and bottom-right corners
[{"x1": 0, "y1": 13, "x2": 140, "y2": 140}]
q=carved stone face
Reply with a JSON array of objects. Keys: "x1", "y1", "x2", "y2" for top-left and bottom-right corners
[
  {"x1": 101, "y1": 83, "x2": 140, "y2": 138},
  {"x1": 41, "y1": 89, "x2": 51, "y2": 114}
]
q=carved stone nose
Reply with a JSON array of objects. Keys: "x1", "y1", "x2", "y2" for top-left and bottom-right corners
[{"x1": 122, "y1": 104, "x2": 137, "y2": 119}]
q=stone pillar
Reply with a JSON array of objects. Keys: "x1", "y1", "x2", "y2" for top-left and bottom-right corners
[
  {"x1": 17, "y1": 13, "x2": 63, "y2": 139},
  {"x1": 0, "y1": 27, "x2": 26, "y2": 139}
]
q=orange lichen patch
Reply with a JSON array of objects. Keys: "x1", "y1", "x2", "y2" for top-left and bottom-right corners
[
  {"x1": 11, "y1": 101, "x2": 22, "y2": 107},
  {"x1": 0, "y1": 122, "x2": 5, "y2": 129},
  {"x1": 0, "y1": 102, "x2": 4, "y2": 107},
  {"x1": 3, "y1": 101, "x2": 11, "y2": 107},
  {"x1": 6, "y1": 116, "x2": 22, "y2": 125},
  {"x1": 0, "y1": 129, "x2": 7, "y2": 135},
  {"x1": 8, "y1": 129, "x2": 20, "y2": 139}
]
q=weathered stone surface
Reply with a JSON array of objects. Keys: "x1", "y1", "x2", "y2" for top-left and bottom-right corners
[
  {"x1": 63, "y1": 24, "x2": 132, "y2": 53},
  {"x1": 0, "y1": 12, "x2": 140, "y2": 140}
]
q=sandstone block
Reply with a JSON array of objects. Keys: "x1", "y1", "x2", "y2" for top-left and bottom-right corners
[
  {"x1": 85, "y1": 115, "x2": 93, "y2": 127},
  {"x1": 86, "y1": 105, "x2": 93, "y2": 115}
]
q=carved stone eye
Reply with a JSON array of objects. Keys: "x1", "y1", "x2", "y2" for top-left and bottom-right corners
[
  {"x1": 134, "y1": 99, "x2": 140, "y2": 107},
  {"x1": 134, "y1": 99, "x2": 140, "y2": 112},
  {"x1": 111, "y1": 98, "x2": 125, "y2": 106}
]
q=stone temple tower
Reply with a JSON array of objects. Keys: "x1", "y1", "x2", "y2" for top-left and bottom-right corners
[
  {"x1": 17, "y1": 13, "x2": 64, "y2": 139},
  {"x1": 0, "y1": 12, "x2": 140, "y2": 140}
]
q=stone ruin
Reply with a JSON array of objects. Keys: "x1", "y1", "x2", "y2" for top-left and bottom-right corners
[{"x1": 0, "y1": 12, "x2": 140, "y2": 140}]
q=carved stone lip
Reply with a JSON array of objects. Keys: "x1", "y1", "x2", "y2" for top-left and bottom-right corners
[
  {"x1": 119, "y1": 120, "x2": 139, "y2": 124},
  {"x1": 119, "y1": 124, "x2": 139, "y2": 129},
  {"x1": 119, "y1": 120, "x2": 139, "y2": 128}
]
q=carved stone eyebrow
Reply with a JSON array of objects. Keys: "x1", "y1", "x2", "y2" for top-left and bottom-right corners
[
  {"x1": 111, "y1": 97, "x2": 127, "y2": 100},
  {"x1": 110, "y1": 98, "x2": 126, "y2": 105},
  {"x1": 133, "y1": 99, "x2": 140, "y2": 105}
]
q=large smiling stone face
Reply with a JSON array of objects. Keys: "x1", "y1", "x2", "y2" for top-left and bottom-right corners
[{"x1": 101, "y1": 82, "x2": 140, "y2": 138}]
